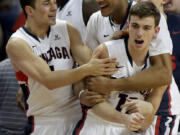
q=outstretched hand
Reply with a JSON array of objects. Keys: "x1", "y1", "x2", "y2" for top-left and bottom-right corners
[{"x1": 86, "y1": 49, "x2": 119, "y2": 76}]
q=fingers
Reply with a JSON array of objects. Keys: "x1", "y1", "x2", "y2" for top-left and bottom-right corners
[
  {"x1": 128, "y1": 113, "x2": 144, "y2": 131},
  {"x1": 110, "y1": 30, "x2": 129, "y2": 40},
  {"x1": 80, "y1": 90, "x2": 106, "y2": 107},
  {"x1": 101, "y1": 57, "x2": 117, "y2": 64}
]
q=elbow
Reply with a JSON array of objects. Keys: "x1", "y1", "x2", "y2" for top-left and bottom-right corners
[
  {"x1": 41, "y1": 78, "x2": 58, "y2": 90},
  {"x1": 159, "y1": 66, "x2": 172, "y2": 85}
]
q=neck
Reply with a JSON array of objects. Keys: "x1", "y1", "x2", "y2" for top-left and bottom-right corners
[
  {"x1": 111, "y1": 0, "x2": 129, "y2": 24},
  {"x1": 25, "y1": 20, "x2": 49, "y2": 39},
  {"x1": 128, "y1": 43, "x2": 148, "y2": 67}
]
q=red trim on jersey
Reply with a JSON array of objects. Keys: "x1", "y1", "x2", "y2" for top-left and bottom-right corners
[
  {"x1": 16, "y1": 71, "x2": 28, "y2": 82},
  {"x1": 16, "y1": 71, "x2": 29, "y2": 91},
  {"x1": 32, "y1": 116, "x2": 35, "y2": 133},
  {"x1": 155, "y1": 116, "x2": 161, "y2": 135},
  {"x1": 167, "y1": 86, "x2": 172, "y2": 115},
  {"x1": 75, "y1": 109, "x2": 88, "y2": 135}
]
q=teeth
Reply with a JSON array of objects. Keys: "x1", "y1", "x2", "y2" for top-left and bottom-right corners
[{"x1": 100, "y1": 5, "x2": 107, "y2": 8}]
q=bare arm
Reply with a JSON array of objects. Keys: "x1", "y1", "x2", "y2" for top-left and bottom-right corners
[
  {"x1": 87, "y1": 53, "x2": 172, "y2": 94},
  {"x1": 67, "y1": 22, "x2": 92, "y2": 65},
  {"x1": 82, "y1": 0, "x2": 99, "y2": 25},
  {"x1": 6, "y1": 38, "x2": 117, "y2": 90},
  {"x1": 110, "y1": 54, "x2": 172, "y2": 91}
]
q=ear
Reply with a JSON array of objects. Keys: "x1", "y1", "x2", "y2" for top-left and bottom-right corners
[
  {"x1": 25, "y1": 6, "x2": 34, "y2": 17},
  {"x1": 125, "y1": 22, "x2": 129, "y2": 30},
  {"x1": 153, "y1": 26, "x2": 160, "y2": 38}
]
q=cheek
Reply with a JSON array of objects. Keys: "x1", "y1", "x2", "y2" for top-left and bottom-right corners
[{"x1": 39, "y1": 7, "x2": 50, "y2": 16}]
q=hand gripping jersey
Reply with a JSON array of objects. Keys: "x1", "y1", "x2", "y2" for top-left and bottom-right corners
[
  {"x1": 85, "y1": 1, "x2": 173, "y2": 56},
  {"x1": 10, "y1": 20, "x2": 81, "y2": 134},
  {"x1": 73, "y1": 38, "x2": 180, "y2": 135},
  {"x1": 56, "y1": 0, "x2": 86, "y2": 43}
]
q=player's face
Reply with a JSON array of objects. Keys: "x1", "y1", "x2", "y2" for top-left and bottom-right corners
[
  {"x1": 96, "y1": 0, "x2": 123, "y2": 17},
  {"x1": 32, "y1": 0, "x2": 57, "y2": 26},
  {"x1": 128, "y1": 15, "x2": 159, "y2": 52}
]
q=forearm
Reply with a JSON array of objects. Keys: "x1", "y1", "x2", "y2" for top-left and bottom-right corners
[
  {"x1": 109, "y1": 55, "x2": 172, "y2": 91},
  {"x1": 92, "y1": 102, "x2": 128, "y2": 124},
  {"x1": 72, "y1": 45, "x2": 92, "y2": 65},
  {"x1": 146, "y1": 86, "x2": 167, "y2": 114},
  {"x1": 42, "y1": 65, "x2": 89, "y2": 90}
]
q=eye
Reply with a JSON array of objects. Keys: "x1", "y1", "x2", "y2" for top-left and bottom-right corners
[
  {"x1": 132, "y1": 23, "x2": 139, "y2": 29},
  {"x1": 144, "y1": 26, "x2": 151, "y2": 30},
  {"x1": 43, "y1": 0, "x2": 49, "y2": 5}
]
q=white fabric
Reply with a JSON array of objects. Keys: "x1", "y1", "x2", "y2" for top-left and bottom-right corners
[
  {"x1": 85, "y1": 1, "x2": 173, "y2": 55},
  {"x1": 11, "y1": 20, "x2": 81, "y2": 118},
  {"x1": 56, "y1": 0, "x2": 86, "y2": 43}
]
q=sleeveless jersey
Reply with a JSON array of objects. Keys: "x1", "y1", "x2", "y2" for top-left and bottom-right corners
[
  {"x1": 106, "y1": 39, "x2": 180, "y2": 116},
  {"x1": 56, "y1": 0, "x2": 86, "y2": 43},
  {"x1": 10, "y1": 20, "x2": 81, "y2": 117},
  {"x1": 85, "y1": 1, "x2": 173, "y2": 56},
  {"x1": 167, "y1": 13, "x2": 180, "y2": 91}
]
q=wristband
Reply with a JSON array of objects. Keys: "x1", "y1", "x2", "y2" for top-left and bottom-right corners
[{"x1": 78, "y1": 89, "x2": 85, "y2": 98}]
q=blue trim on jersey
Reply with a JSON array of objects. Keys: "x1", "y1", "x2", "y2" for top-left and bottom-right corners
[
  {"x1": 155, "y1": 115, "x2": 176, "y2": 135},
  {"x1": 124, "y1": 37, "x2": 133, "y2": 66},
  {"x1": 167, "y1": 13, "x2": 180, "y2": 90},
  {"x1": 25, "y1": 116, "x2": 34, "y2": 135},
  {"x1": 73, "y1": 105, "x2": 91, "y2": 135},
  {"x1": 22, "y1": 26, "x2": 51, "y2": 42},
  {"x1": 156, "y1": 87, "x2": 171, "y2": 115},
  {"x1": 59, "y1": 0, "x2": 70, "y2": 10},
  {"x1": 124, "y1": 37, "x2": 149, "y2": 68}
]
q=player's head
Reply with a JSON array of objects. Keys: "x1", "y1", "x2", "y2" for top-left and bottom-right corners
[
  {"x1": 127, "y1": 1, "x2": 160, "y2": 52},
  {"x1": 20, "y1": 0, "x2": 36, "y2": 18},
  {"x1": 19, "y1": 0, "x2": 57, "y2": 25},
  {"x1": 96, "y1": 0, "x2": 128, "y2": 17}
]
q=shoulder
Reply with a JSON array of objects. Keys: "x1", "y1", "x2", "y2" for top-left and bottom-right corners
[
  {"x1": 6, "y1": 37, "x2": 31, "y2": 56},
  {"x1": 104, "y1": 39, "x2": 124, "y2": 48}
]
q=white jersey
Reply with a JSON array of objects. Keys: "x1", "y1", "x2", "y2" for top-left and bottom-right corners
[
  {"x1": 56, "y1": 0, "x2": 86, "y2": 43},
  {"x1": 106, "y1": 39, "x2": 180, "y2": 116},
  {"x1": 86, "y1": 1, "x2": 173, "y2": 56},
  {"x1": 11, "y1": 20, "x2": 81, "y2": 118},
  {"x1": 73, "y1": 38, "x2": 180, "y2": 135}
]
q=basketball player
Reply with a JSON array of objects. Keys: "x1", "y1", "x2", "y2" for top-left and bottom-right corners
[
  {"x1": 56, "y1": 0, "x2": 99, "y2": 43},
  {"x1": 85, "y1": 0, "x2": 173, "y2": 94},
  {"x1": 6, "y1": 0, "x2": 118, "y2": 134},
  {"x1": 73, "y1": 2, "x2": 180, "y2": 135}
]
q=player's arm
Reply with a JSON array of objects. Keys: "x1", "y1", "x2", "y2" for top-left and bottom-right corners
[
  {"x1": 6, "y1": 38, "x2": 117, "y2": 90},
  {"x1": 85, "y1": 13, "x2": 100, "y2": 51},
  {"x1": 82, "y1": 0, "x2": 99, "y2": 25},
  {"x1": 67, "y1": 22, "x2": 92, "y2": 64},
  {"x1": 122, "y1": 85, "x2": 167, "y2": 131},
  {"x1": 112, "y1": 53, "x2": 172, "y2": 91}
]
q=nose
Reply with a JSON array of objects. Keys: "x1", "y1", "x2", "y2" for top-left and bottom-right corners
[
  {"x1": 137, "y1": 28, "x2": 143, "y2": 38},
  {"x1": 50, "y1": 0, "x2": 57, "y2": 11}
]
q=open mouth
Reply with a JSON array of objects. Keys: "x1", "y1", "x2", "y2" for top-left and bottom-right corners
[
  {"x1": 135, "y1": 39, "x2": 144, "y2": 44},
  {"x1": 99, "y1": 5, "x2": 108, "y2": 10}
]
